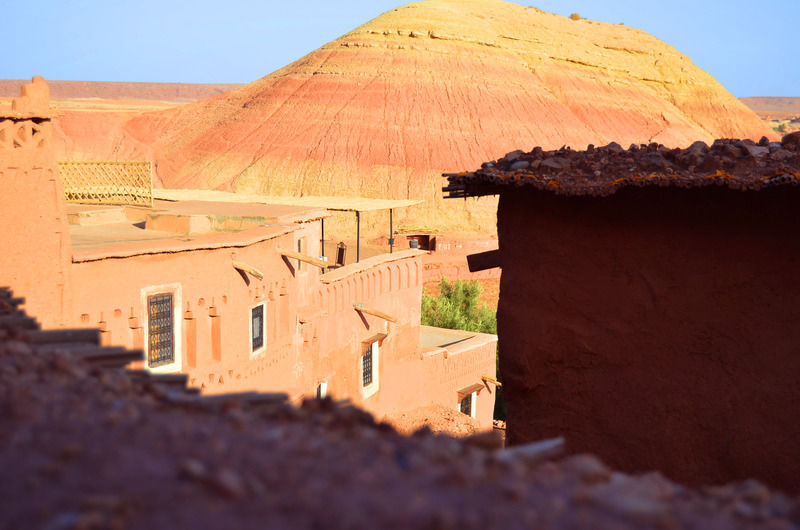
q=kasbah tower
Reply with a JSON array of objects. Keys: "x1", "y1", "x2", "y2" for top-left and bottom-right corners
[{"x1": 0, "y1": 76, "x2": 73, "y2": 327}]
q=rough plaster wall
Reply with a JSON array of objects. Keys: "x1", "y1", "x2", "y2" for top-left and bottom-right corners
[
  {"x1": 0, "y1": 120, "x2": 73, "y2": 327},
  {"x1": 497, "y1": 186, "x2": 800, "y2": 492}
]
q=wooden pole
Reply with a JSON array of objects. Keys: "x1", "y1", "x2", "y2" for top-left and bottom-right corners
[
  {"x1": 482, "y1": 374, "x2": 503, "y2": 387},
  {"x1": 233, "y1": 261, "x2": 264, "y2": 280},
  {"x1": 277, "y1": 249, "x2": 327, "y2": 269},
  {"x1": 356, "y1": 210, "x2": 361, "y2": 263},
  {"x1": 353, "y1": 303, "x2": 397, "y2": 323}
]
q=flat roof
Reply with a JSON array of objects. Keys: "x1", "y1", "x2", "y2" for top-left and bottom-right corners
[
  {"x1": 420, "y1": 325, "x2": 497, "y2": 355},
  {"x1": 141, "y1": 199, "x2": 328, "y2": 223},
  {"x1": 67, "y1": 199, "x2": 313, "y2": 262},
  {"x1": 420, "y1": 326, "x2": 474, "y2": 349},
  {"x1": 69, "y1": 199, "x2": 327, "y2": 223},
  {"x1": 155, "y1": 189, "x2": 423, "y2": 212},
  {"x1": 71, "y1": 225, "x2": 293, "y2": 262}
]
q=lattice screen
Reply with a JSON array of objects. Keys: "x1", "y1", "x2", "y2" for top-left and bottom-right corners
[{"x1": 59, "y1": 161, "x2": 153, "y2": 206}]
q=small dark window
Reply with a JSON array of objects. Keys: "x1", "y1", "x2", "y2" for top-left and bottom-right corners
[
  {"x1": 148, "y1": 293, "x2": 174, "y2": 367},
  {"x1": 408, "y1": 234, "x2": 431, "y2": 251},
  {"x1": 251, "y1": 305, "x2": 264, "y2": 352},
  {"x1": 362, "y1": 344, "x2": 373, "y2": 387},
  {"x1": 335, "y1": 242, "x2": 347, "y2": 267},
  {"x1": 296, "y1": 238, "x2": 305, "y2": 271},
  {"x1": 459, "y1": 394, "x2": 472, "y2": 416}
]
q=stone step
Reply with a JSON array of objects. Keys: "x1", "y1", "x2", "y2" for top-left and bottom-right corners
[
  {"x1": 77, "y1": 348, "x2": 143, "y2": 368},
  {"x1": 26, "y1": 328, "x2": 100, "y2": 345},
  {"x1": 35, "y1": 342, "x2": 143, "y2": 368},
  {"x1": 0, "y1": 315, "x2": 39, "y2": 330},
  {"x1": 128, "y1": 370, "x2": 189, "y2": 388},
  {"x1": 163, "y1": 390, "x2": 288, "y2": 410}
]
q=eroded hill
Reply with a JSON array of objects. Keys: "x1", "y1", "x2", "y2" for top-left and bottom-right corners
[{"x1": 45, "y1": 0, "x2": 777, "y2": 234}]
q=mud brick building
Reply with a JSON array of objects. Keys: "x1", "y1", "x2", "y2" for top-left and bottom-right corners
[
  {"x1": 0, "y1": 78, "x2": 497, "y2": 427},
  {"x1": 444, "y1": 134, "x2": 800, "y2": 491}
]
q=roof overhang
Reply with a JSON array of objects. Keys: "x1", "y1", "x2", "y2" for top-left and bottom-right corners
[
  {"x1": 458, "y1": 383, "x2": 485, "y2": 397},
  {"x1": 154, "y1": 189, "x2": 421, "y2": 213}
]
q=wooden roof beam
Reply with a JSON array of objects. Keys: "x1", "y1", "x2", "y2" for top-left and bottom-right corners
[
  {"x1": 467, "y1": 249, "x2": 500, "y2": 272},
  {"x1": 233, "y1": 261, "x2": 264, "y2": 280},
  {"x1": 277, "y1": 248, "x2": 328, "y2": 269},
  {"x1": 353, "y1": 303, "x2": 397, "y2": 323},
  {"x1": 482, "y1": 374, "x2": 502, "y2": 388}
]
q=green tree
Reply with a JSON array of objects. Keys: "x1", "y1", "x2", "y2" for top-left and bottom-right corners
[
  {"x1": 421, "y1": 278, "x2": 496, "y2": 334},
  {"x1": 421, "y1": 278, "x2": 506, "y2": 420}
]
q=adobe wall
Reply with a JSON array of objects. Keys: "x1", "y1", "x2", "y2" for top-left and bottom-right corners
[
  {"x1": 312, "y1": 257, "x2": 497, "y2": 427},
  {"x1": 497, "y1": 186, "x2": 800, "y2": 492},
  {"x1": 421, "y1": 338, "x2": 498, "y2": 428},
  {"x1": 312, "y1": 257, "x2": 425, "y2": 413},
  {"x1": 0, "y1": 78, "x2": 73, "y2": 326},
  {"x1": 69, "y1": 236, "x2": 451, "y2": 421},
  {"x1": 70, "y1": 229, "x2": 306, "y2": 395}
]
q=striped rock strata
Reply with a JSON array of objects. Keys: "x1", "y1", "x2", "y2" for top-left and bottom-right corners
[{"x1": 119, "y1": 0, "x2": 772, "y2": 232}]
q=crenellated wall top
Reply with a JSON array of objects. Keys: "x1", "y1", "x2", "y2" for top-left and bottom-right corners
[
  {"x1": 319, "y1": 249, "x2": 427, "y2": 284},
  {"x1": 0, "y1": 76, "x2": 55, "y2": 151}
]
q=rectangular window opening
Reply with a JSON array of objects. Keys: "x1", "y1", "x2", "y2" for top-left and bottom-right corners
[
  {"x1": 408, "y1": 234, "x2": 431, "y2": 251},
  {"x1": 362, "y1": 344, "x2": 373, "y2": 387},
  {"x1": 251, "y1": 304, "x2": 265, "y2": 352},
  {"x1": 459, "y1": 394, "x2": 472, "y2": 417},
  {"x1": 148, "y1": 293, "x2": 174, "y2": 367},
  {"x1": 296, "y1": 237, "x2": 306, "y2": 271}
]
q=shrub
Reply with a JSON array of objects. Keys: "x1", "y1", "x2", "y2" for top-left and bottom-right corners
[
  {"x1": 570, "y1": 13, "x2": 581, "y2": 20},
  {"x1": 421, "y1": 278, "x2": 496, "y2": 334},
  {"x1": 422, "y1": 278, "x2": 506, "y2": 420}
]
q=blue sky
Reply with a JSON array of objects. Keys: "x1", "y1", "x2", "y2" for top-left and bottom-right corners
[{"x1": 0, "y1": 0, "x2": 795, "y2": 97}]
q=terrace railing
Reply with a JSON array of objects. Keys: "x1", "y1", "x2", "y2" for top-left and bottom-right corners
[{"x1": 59, "y1": 160, "x2": 153, "y2": 207}]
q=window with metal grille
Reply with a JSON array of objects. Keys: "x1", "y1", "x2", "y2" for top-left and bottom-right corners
[
  {"x1": 251, "y1": 304, "x2": 264, "y2": 352},
  {"x1": 148, "y1": 293, "x2": 174, "y2": 367},
  {"x1": 362, "y1": 344, "x2": 373, "y2": 387},
  {"x1": 459, "y1": 394, "x2": 472, "y2": 417}
]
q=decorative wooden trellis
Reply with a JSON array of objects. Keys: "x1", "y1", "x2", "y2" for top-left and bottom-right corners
[{"x1": 59, "y1": 161, "x2": 153, "y2": 207}]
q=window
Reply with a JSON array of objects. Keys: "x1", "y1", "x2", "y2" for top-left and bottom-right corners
[
  {"x1": 457, "y1": 386, "x2": 480, "y2": 419},
  {"x1": 459, "y1": 394, "x2": 473, "y2": 417},
  {"x1": 251, "y1": 303, "x2": 265, "y2": 355},
  {"x1": 362, "y1": 343, "x2": 373, "y2": 386},
  {"x1": 360, "y1": 339, "x2": 380, "y2": 399},
  {"x1": 147, "y1": 293, "x2": 174, "y2": 367},
  {"x1": 407, "y1": 234, "x2": 432, "y2": 250},
  {"x1": 296, "y1": 237, "x2": 306, "y2": 271},
  {"x1": 141, "y1": 283, "x2": 182, "y2": 373}
]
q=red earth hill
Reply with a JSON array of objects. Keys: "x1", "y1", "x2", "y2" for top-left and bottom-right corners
[{"x1": 83, "y1": 1, "x2": 783, "y2": 233}]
